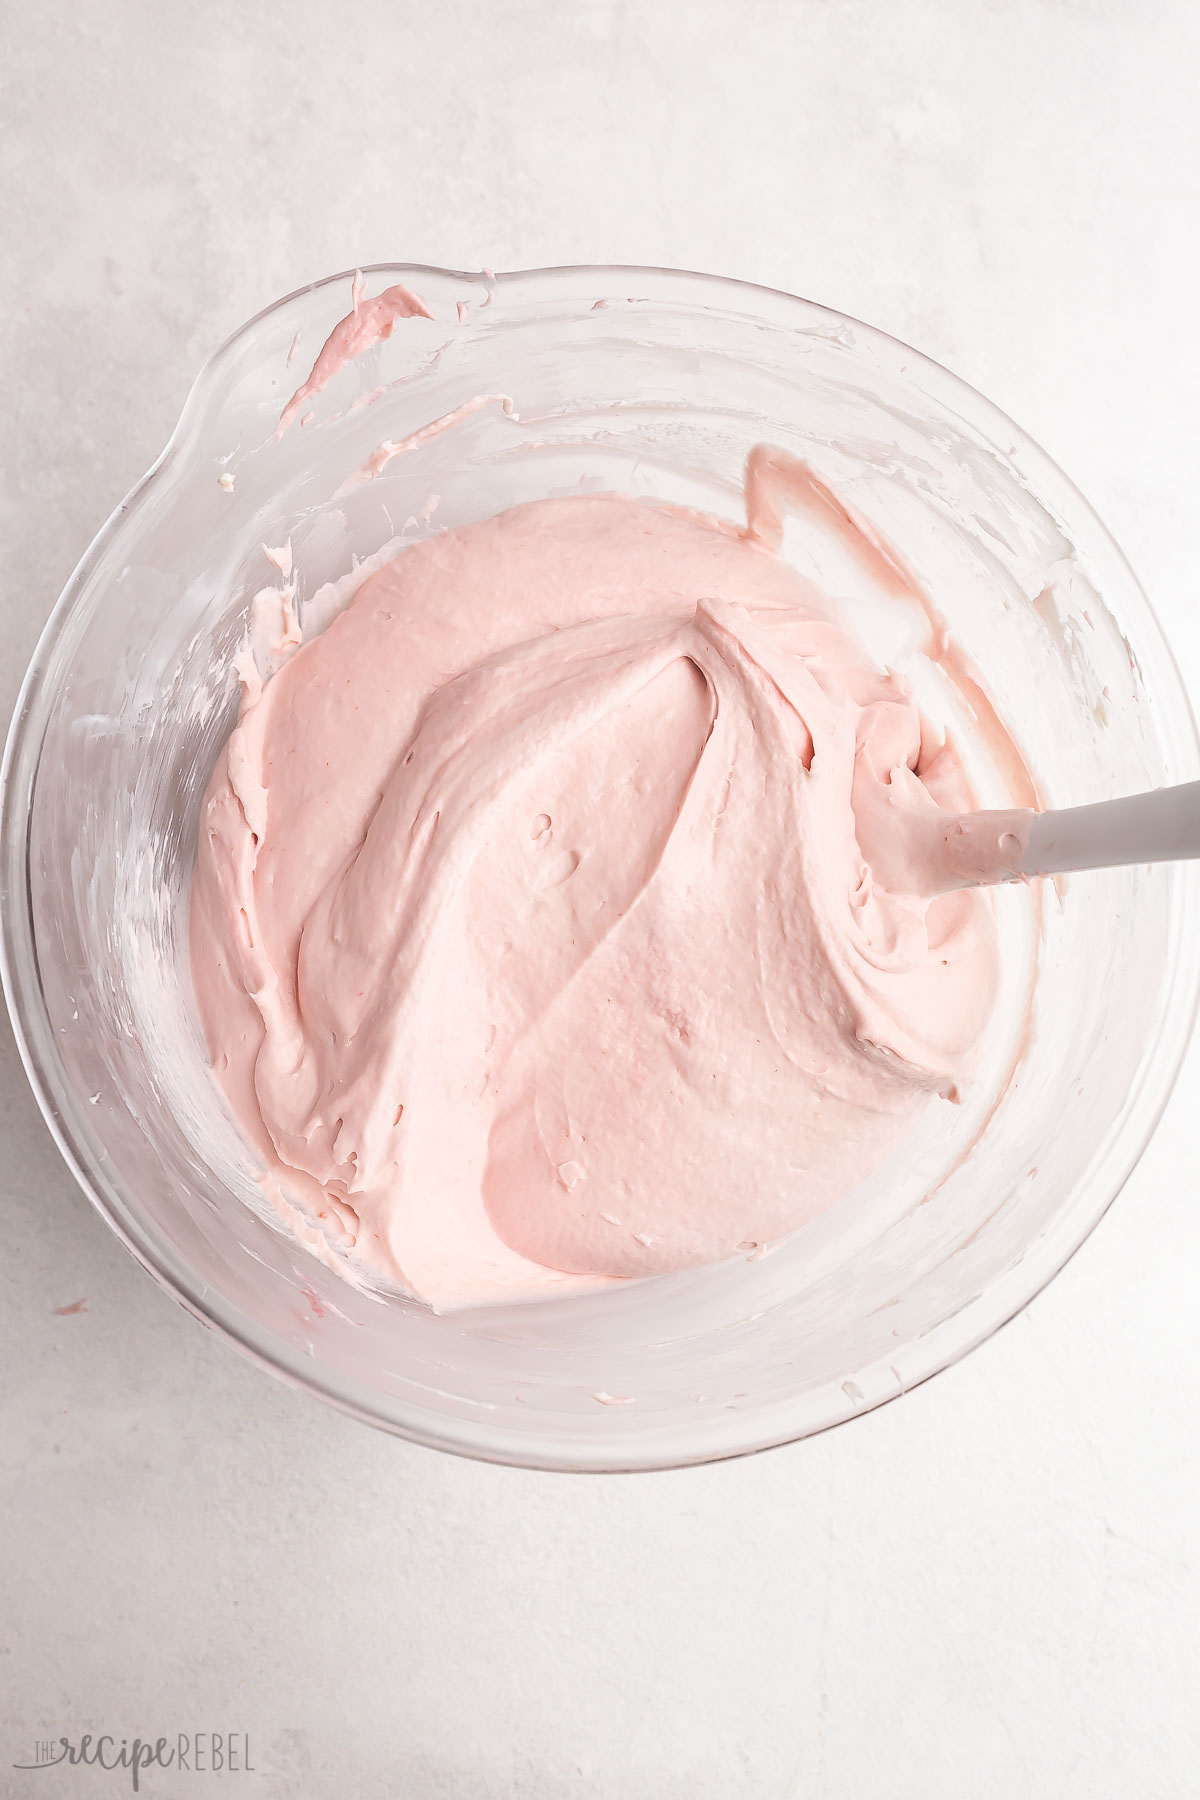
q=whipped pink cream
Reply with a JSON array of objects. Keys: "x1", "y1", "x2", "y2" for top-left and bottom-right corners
[
  {"x1": 276, "y1": 277, "x2": 433, "y2": 435},
  {"x1": 190, "y1": 474, "x2": 1005, "y2": 1309}
]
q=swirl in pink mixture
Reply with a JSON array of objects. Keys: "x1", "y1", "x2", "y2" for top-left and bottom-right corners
[{"x1": 191, "y1": 482, "x2": 1003, "y2": 1309}]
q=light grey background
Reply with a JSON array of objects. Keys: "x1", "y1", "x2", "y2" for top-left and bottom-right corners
[{"x1": 3, "y1": 3, "x2": 1200, "y2": 1796}]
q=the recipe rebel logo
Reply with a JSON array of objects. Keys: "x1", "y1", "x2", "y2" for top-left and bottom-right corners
[{"x1": 13, "y1": 1732, "x2": 255, "y2": 1790}]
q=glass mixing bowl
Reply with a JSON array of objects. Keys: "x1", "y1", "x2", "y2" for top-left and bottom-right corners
[{"x1": 3, "y1": 265, "x2": 1197, "y2": 1471}]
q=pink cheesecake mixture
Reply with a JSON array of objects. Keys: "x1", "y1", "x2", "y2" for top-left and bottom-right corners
[{"x1": 191, "y1": 433, "x2": 1017, "y2": 1309}]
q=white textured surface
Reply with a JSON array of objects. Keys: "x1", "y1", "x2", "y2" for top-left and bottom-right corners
[{"x1": 3, "y1": 2, "x2": 1200, "y2": 1795}]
